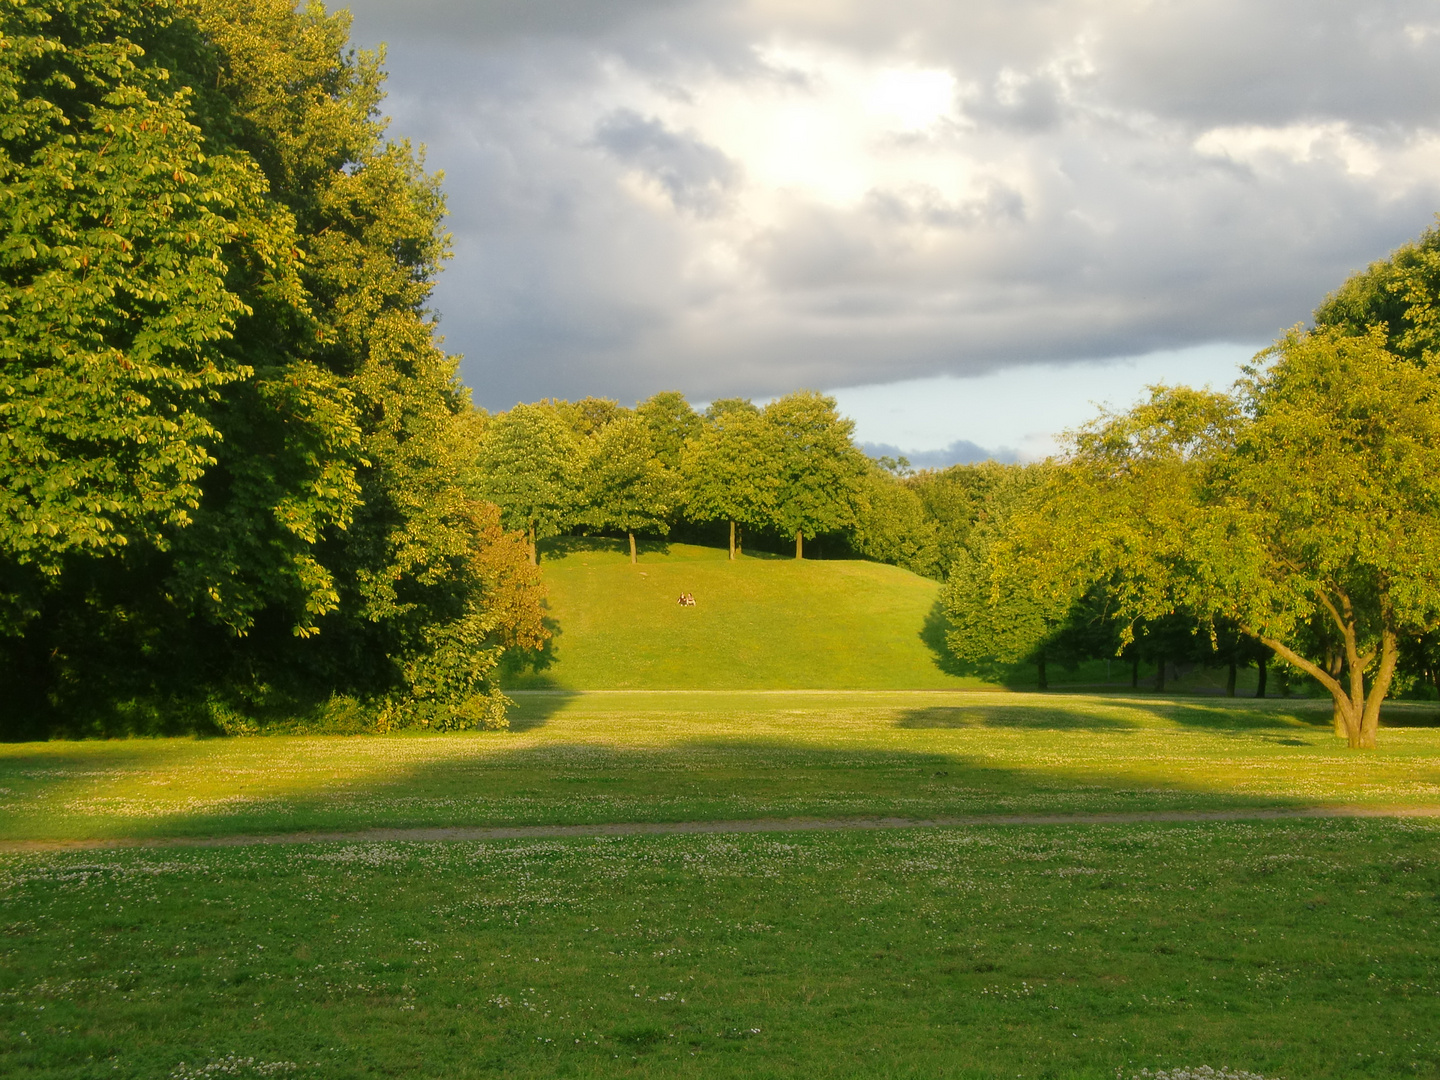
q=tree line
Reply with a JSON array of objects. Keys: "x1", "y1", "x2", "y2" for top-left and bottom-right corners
[{"x1": 472, "y1": 389, "x2": 1039, "y2": 582}]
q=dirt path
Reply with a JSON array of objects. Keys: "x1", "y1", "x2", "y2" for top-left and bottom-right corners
[{"x1": 5, "y1": 804, "x2": 1440, "y2": 854}]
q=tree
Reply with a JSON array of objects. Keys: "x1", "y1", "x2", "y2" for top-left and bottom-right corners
[
  {"x1": 0, "y1": 0, "x2": 545, "y2": 732},
  {"x1": 763, "y1": 391, "x2": 866, "y2": 559},
  {"x1": 582, "y1": 414, "x2": 672, "y2": 563},
  {"x1": 477, "y1": 402, "x2": 582, "y2": 563},
  {"x1": 636, "y1": 391, "x2": 702, "y2": 472},
  {"x1": 850, "y1": 466, "x2": 942, "y2": 578},
  {"x1": 942, "y1": 463, "x2": 1073, "y2": 687},
  {"x1": 909, "y1": 462, "x2": 1018, "y2": 576},
  {"x1": 1313, "y1": 216, "x2": 1440, "y2": 364},
  {"x1": 553, "y1": 396, "x2": 625, "y2": 439},
  {"x1": 0, "y1": 0, "x2": 316, "y2": 632},
  {"x1": 1000, "y1": 328, "x2": 1440, "y2": 747},
  {"x1": 681, "y1": 401, "x2": 777, "y2": 560}
]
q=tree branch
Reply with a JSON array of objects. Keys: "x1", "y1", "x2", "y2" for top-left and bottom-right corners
[{"x1": 1250, "y1": 632, "x2": 1347, "y2": 701}]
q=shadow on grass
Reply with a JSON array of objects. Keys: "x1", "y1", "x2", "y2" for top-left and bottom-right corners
[
  {"x1": 2, "y1": 708, "x2": 1373, "y2": 841},
  {"x1": 540, "y1": 535, "x2": 674, "y2": 560},
  {"x1": 898, "y1": 705, "x2": 1135, "y2": 732},
  {"x1": 897, "y1": 698, "x2": 1337, "y2": 734},
  {"x1": 504, "y1": 691, "x2": 583, "y2": 732},
  {"x1": 1378, "y1": 709, "x2": 1440, "y2": 728}
]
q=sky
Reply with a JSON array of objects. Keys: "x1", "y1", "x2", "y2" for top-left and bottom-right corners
[{"x1": 339, "y1": 0, "x2": 1440, "y2": 462}]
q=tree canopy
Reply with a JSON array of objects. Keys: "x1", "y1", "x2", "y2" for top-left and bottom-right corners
[{"x1": 1, "y1": 0, "x2": 543, "y2": 734}]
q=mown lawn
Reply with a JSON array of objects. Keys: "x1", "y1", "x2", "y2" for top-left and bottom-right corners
[
  {"x1": 3, "y1": 693, "x2": 1440, "y2": 842},
  {"x1": 505, "y1": 539, "x2": 1288, "y2": 695},
  {"x1": 507, "y1": 539, "x2": 976, "y2": 690},
  {"x1": 2, "y1": 819, "x2": 1437, "y2": 1079}
]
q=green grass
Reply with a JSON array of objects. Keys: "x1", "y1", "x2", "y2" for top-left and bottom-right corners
[
  {"x1": 7, "y1": 693, "x2": 1440, "y2": 1077},
  {"x1": 4, "y1": 693, "x2": 1440, "y2": 842},
  {"x1": 507, "y1": 539, "x2": 979, "y2": 689},
  {"x1": 506, "y1": 539, "x2": 1285, "y2": 696},
  {"x1": 3, "y1": 819, "x2": 1438, "y2": 1078}
]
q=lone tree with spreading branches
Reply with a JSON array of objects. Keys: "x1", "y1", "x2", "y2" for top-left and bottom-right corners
[{"x1": 997, "y1": 327, "x2": 1440, "y2": 747}]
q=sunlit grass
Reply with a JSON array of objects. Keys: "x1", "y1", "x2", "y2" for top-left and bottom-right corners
[
  {"x1": 4, "y1": 692, "x2": 1438, "y2": 842},
  {"x1": 2, "y1": 819, "x2": 1436, "y2": 1078},
  {"x1": 508, "y1": 539, "x2": 980, "y2": 689}
]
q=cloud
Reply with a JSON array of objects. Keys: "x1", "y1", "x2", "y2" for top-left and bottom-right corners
[
  {"x1": 593, "y1": 110, "x2": 740, "y2": 216},
  {"x1": 340, "y1": 0, "x2": 1440, "y2": 409}
]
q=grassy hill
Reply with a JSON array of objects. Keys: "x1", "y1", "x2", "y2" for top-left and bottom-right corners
[{"x1": 504, "y1": 538, "x2": 981, "y2": 689}]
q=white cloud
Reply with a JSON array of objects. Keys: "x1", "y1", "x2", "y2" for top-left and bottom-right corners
[{"x1": 342, "y1": 0, "x2": 1440, "y2": 423}]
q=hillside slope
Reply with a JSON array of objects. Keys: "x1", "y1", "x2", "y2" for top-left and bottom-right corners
[{"x1": 504, "y1": 539, "x2": 984, "y2": 689}]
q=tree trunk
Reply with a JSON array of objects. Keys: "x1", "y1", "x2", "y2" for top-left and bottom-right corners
[
  {"x1": 1357, "y1": 627, "x2": 1399, "y2": 749},
  {"x1": 1327, "y1": 649, "x2": 1346, "y2": 737},
  {"x1": 1255, "y1": 657, "x2": 1267, "y2": 698},
  {"x1": 1155, "y1": 656, "x2": 1165, "y2": 692},
  {"x1": 1257, "y1": 608, "x2": 1400, "y2": 750},
  {"x1": 528, "y1": 522, "x2": 537, "y2": 566},
  {"x1": 629, "y1": 531, "x2": 637, "y2": 564},
  {"x1": 1037, "y1": 649, "x2": 1048, "y2": 690},
  {"x1": 1131, "y1": 654, "x2": 1139, "y2": 688},
  {"x1": 795, "y1": 529, "x2": 803, "y2": 559},
  {"x1": 728, "y1": 519, "x2": 735, "y2": 561},
  {"x1": 1226, "y1": 660, "x2": 1237, "y2": 697}
]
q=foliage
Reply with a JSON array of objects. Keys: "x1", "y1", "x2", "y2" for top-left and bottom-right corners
[
  {"x1": 581, "y1": 413, "x2": 673, "y2": 554},
  {"x1": 635, "y1": 391, "x2": 702, "y2": 471},
  {"x1": 0, "y1": 0, "x2": 543, "y2": 734},
  {"x1": 1313, "y1": 215, "x2": 1440, "y2": 364},
  {"x1": 850, "y1": 466, "x2": 941, "y2": 578},
  {"x1": 905, "y1": 463, "x2": 1011, "y2": 575},
  {"x1": 552, "y1": 395, "x2": 625, "y2": 438},
  {"x1": 680, "y1": 400, "x2": 779, "y2": 541},
  {"x1": 476, "y1": 400, "x2": 582, "y2": 556},
  {"x1": 762, "y1": 390, "x2": 867, "y2": 555},
  {"x1": 0, "y1": 0, "x2": 316, "y2": 628},
  {"x1": 941, "y1": 462, "x2": 1077, "y2": 683},
  {"x1": 993, "y1": 329, "x2": 1440, "y2": 745}
]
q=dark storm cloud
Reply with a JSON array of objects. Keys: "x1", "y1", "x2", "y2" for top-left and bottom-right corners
[
  {"x1": 337, "y1": 0, "x2": 1440, "y2": 408},
  {"x1": 593, "y1": 110, "x2": 740, "y2": 216}
]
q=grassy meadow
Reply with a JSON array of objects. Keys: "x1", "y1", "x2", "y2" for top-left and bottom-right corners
[
  {"x1": 504, "y1": 539, "x2": 1276, "y2": 696},
  {"x1": 4, "y1": 692, "x2": 1440, "y2": 842},
  {"x1": 3, "y1": 817, "x2": 1438, "y2": 1079},
  {"x1": 6, "y1": 547, "x2": 1440, "y2": 1078},
  {"x1": 505, "y1": 538, "x2": 974, "y2": 689}
]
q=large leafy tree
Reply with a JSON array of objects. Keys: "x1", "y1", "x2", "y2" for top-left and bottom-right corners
[
  {"x1": 941, "y1": 462, "x2": 1076, "y2": 687},
  {"x1": 999, "y1": 329, "x2": 1440, "y2": 746},
  {"x1": 0, "y1": 0, "x2": 543, "y2": 732},
  {"x1": 0, "y1": 0, "x2": 316, "y2": 627},
  {"x1": 477, "y1": 401, "x2": 582, "y2": 563},
  {"x1": 681, "y1": 400, "x2": 778, "y2": 559},
  {"x1": 582, "y1": 414, "x2": 673, "y2": 563},
  {"x1": 636, "y1": 391, "x2": 702, "y2": 472},
  {"x1": 850, "y1": 465, "x2": 941, "y2": 579},
  {"x1": 763, "y1": 391, "x2": 866, "y2": 559}
]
